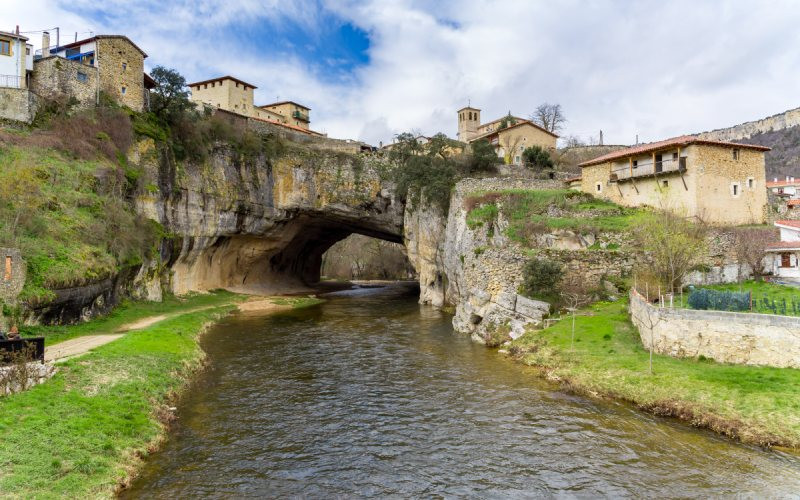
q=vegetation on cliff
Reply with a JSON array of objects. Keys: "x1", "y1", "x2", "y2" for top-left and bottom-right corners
[
  {"x1": 509, "y1": 300, "x2": 800, "y2": 448},
  {"x1": 389, "y1": 132, "x2": 500, "y2": 212}
]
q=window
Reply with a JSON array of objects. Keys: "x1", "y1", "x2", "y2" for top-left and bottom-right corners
[
  {"x1": 731, "y1": 182, "x2": 740, "y2": 197},
  {"x1": 672, "y1": 152, "x2": 678, "y2": 161},
  {"x1": 515, "y1": 156, "x2": 520, "y2": 163},
  {"x1": 781, "y1": 253, "x2": 793, "y2": 268},
  {"x1": 25, "y1": 47, "x2": 30, "y2": 55},
  {"x1": 632, "y1": 160, "x2": 638, "y2": 167},
  {"x1": 747, "y1": 177, "x2": 754, "y2": 189},
  {"x1": 732, "y1": 148, "x2": 740, "y2": 160},
  {"x1": 662, "y1": 180, "x2": 669, "y2": 188},
  {"x1": 596, "y1": 182, "x2": 602, "y2": 193},
  {"x1": 76, "y1": 71, "x2": 87, "y2": 83},
  {"x1": 0, "y1": 39, "x2": 10, "y2": 56},
  {"x1": 121, "y1": 62, "x2": 127, "y2": 71},
  {"x1": 121, "y1": 86, "x2": 126, "y2": 95}
]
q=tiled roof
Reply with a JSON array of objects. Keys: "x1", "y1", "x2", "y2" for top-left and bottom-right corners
[
  {"x1": 61, "y1": 35, "x2": 147, "y2": 58},
  {"x1": 767, "y1": 180, "x2": 800, "y2": 188},
  {"x1": 188, "y1": 75, "x2": 257, "y2": 89},
  {"x1": 249, "y1": 115, "x2": 323, "y2": 136},
  {"x1": 469, "y1": 120, "x2": 559, "y2": 142},
  {"x1": 766, "y1": 241, "x2": 800, "y2": 250},
  {"x1": 565, "y1": 175, "x2": 582, "y2": 182},
  {"x1": 0, "y1": 30, "x2": 28, "y2": 41},
  {"x1": 579, "y1": 135, "x2": 770, "y2": 167},
  {"x1": 787, "y1": 199, "x2": 800, "y2": 207},
  {"x1": 775, "y1": 220, "x2": 800, "y2": 229},
  {"x1": 260, "y1": 100, "x2": 311, "y2": 111}
]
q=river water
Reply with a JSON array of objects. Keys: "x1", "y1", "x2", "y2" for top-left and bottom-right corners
[{"x1": 124, "y1": 283, "x2": 800, "y2": 497}]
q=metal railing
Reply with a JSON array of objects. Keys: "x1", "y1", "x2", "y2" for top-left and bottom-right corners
[
  {"x1": 610, "y1": 156, "x2": 686, "y2": 182},
  {"x1": 292, "y1": 110, "x2": 309, "y2": 121},
  {"x1": 0, "y1": 74, "x2": 23, "y2": 89}
]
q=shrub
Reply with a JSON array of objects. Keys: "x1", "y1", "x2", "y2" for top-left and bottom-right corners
[
  {"x1": 520, "y1": 258, "x2": 563, "y2": 299},
  {"x1": 688, "y1": 288, "x2": 751, "y2": 312},
  {"x1": 522, "y1": 145, "x2": 554, "y2": 170}
]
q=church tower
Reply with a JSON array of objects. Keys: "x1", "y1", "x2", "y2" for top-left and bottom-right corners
[{"x1": 457, "y1": 105, "x2": 481, "y2": 142}]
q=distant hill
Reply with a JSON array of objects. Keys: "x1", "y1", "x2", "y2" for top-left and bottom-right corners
[
  {"x1": 697, "y1": 107, "x2": 800, "y2": 180},
  {"x1": 556, "y1": 145, "x2": 628, "y2": 174}
]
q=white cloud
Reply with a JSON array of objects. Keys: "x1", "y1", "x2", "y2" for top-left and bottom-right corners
[{"x1": 7, "y1": 0, "x2": 800, "y2": 146}]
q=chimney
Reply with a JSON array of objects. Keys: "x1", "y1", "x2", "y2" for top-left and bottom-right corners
[
  {"x1": 775, "y1": 177, "x2": 779, "y2": 182},
  {"x1": 599, "y1": 130, "x2": 604, "y2": 146},
  {"x1": 15, "y1": 25, "x2": 19, "y2": 35},
  {"x1": 42, "y1": 31, "x2": 50, "y2": 57}
]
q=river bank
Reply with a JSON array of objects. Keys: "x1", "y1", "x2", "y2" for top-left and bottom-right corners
[
  {"x1": 508, "y1": 300, "x2": 800, "y2": 450},
  {"x1": 0, "y1": 291, "x2": 324, "y2": 497}
]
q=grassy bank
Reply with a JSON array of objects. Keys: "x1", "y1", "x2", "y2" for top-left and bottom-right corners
[
  {"x1": 22, "y1": 290, "x2": 243, "y2": 346},
  {"x1": 509, "y1": 300, "x2": 800, "y2": 448},
  {"x1": 0, "y1": 290, "x2": 261, "y2": 497}
]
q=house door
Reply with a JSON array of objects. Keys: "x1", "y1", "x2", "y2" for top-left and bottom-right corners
[
  {"x1": 781, "y1": 253, "x2": 792, "y2": 268},
  {"x1": 655, "y1": 154, "x2": 663, "y2": 173}
]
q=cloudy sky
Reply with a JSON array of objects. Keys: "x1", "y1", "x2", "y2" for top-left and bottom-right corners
[{"x1": 6, "y1": 0, "x2": 800, "y2": 145}]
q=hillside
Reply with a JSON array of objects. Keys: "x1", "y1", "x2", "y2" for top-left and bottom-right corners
[{"x1": 737, "y1": 125, "x2": 800, "y2": 180}]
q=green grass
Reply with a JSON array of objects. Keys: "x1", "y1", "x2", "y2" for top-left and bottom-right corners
[
  {"x1": 268, "y1": 296, "x2": 325, "y2": 308},
  {"x1": 511, "y1": 300, "x2": 800, "y2": 447},
  {"x1": 0, "y1": 304, "x2": 238, "y2": 497},
  {"x1": 21, "y1": 290, "x2": 244, "y2": 346},
  {"x1": 687, "y1": 280, "x2": 800, "y2": 316},
  {"x1": 0, "y1": 145, "x2": 156, "y2": 303},
  {"x1": 464, "y1": 189, "x2": 648, "y2": 246}
]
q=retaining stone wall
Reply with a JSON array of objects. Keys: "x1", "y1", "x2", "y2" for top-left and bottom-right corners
[
  {"x1": 629, "y1": 289, "x2": 800, "y2": 368},
  {"x1": 0, "y1": 88, "x2": 37, "y2": 123}
]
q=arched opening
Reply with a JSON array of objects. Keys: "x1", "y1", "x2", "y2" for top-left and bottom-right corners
[
  {"x1": 169, "y1": 211, "x2": 409, "y2": 295},
  {"x1": 321, "y1": 234, "x2": 415, "y2": 281}
]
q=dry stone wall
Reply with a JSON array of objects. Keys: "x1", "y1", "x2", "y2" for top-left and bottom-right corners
[
  {"x1": 0, "y1": 88, "x2": 38, "y2": 123},
  {"x1": 31, "y1": 57, "x2": 98, "y2": 107},
  {"x1": 629, "y1": 289, "x2": 800, "y2": 368}
]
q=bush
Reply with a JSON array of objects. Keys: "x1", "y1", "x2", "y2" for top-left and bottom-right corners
[
  {"x1": 520, "y1": 258, "x2": 563, "y2": 299},
  {"x1": 522, "y1": 145, "x2": 554, "y2": 170},
  {"x1": 688, "y1": 288, "x2": 751, "y2": 312}
]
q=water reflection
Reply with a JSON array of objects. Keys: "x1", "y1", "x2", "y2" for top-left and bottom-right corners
[{"x1": 123, "y1": 283, "x2": 800, "y2": 497}]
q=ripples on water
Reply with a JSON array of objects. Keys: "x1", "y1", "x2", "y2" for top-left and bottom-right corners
[{"x1": 123, "y1": 283, "x2": 800, "y2": 498}]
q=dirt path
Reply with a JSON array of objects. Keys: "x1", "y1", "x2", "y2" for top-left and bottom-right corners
[{"x1": 44, "y1": 298, "x2": 292, "y2": 363}]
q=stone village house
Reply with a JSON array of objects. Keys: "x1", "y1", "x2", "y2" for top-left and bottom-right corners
[
  {"x1": 578, "y1": 135, "x2": 769, "y2": 225},
  {"x1": 0, "y1": 29, "x2": 154, "y2": 121},
  {"x1": 456, "y1": 106, "x2": 558, "y2": 165},
  {"x1": 188, "y1": 75, "x2": 322, "y2": 136}
]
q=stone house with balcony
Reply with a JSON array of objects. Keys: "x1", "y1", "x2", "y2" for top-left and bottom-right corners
[
  {"x1": 32, "y1": 33, "x2": 151, "y2": 111},
  {"x1": 579, "y1": 135, "x2": 769, "y2": 225},
  {"x1": 456, "y1": 106, "x2": 557, "y2": 165},
  {"x1": 188, "y1": 76, "x2": 320, "y2": 135}
]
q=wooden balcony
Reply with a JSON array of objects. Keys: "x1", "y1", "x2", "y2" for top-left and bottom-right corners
[{"x1": 610, "y1": 157, "x2": 686, "y2": 183}]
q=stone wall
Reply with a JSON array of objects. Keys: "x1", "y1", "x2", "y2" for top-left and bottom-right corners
[
  {"x1": 31, "y1": 57, "x2": 98, "y2": 107},
  {"x1": 629, "y1": 289, "x2": 800, "y2": 368},
  {"x1": 0, "y1": 88, "x2": 37, "y2": 123},
  {"x1": 0, "y1": 248, "x2": 25, "y2": 303},
  {"x1": 697, "y1": 106, "x2": 800, "y2": 142}
]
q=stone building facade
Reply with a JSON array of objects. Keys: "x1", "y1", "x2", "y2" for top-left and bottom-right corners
[
  {"x1": 38, "y1": 34, "x2": 148, "y2": 111},
  {"x1": 580, "y1": 136, "x2": 769, "y2": 225},
  {"x1": 0, "y1": 87, "x2": 38, "y2": 122},
  {"x1": 30, "y1": 56, "x2": 99, "y2": 107}
]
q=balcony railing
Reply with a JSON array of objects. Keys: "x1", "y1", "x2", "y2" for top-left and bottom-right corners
[
  {"x1": 0, "y1": 74, "x2": 23, "y2": 89},
  {"x1": 292, "y1": 110, "x2": 309, "y2": 121},
  {"x1": 610, "y1": 156, "x2": 687, "y2": 182}
]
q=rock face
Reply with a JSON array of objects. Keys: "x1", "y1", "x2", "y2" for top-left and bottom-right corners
[{"x1": 134, "y1": 140, "x2": 405, "y2": 296}]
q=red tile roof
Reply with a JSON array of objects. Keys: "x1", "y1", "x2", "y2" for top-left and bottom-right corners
[
  {"x1": 766, "y1": 241, "x2": 800, "y2": 250},
  {"x1": 767, "y1": 180, "x2": 800, "y2": 188},
  {"x1": 469, "y1": 119, "x2": 559, "y2": 141},
  {"x1": 260, "y1": 100, "x2": 311, "y2": 111},
  {"x1": 249, "y1": 115, "x2": 323, "y2": 136},
  {"x1": 61, "y1": 35, "x2": 147, "y2": 58},
  {"x1": 579, "y1": 135, "x2": 770, "y2": 167},
  {"x1": 787, "y1": 199, "x2": 800, "y2": 207},
  {"x1": 775, "y1": 220, "x2": 800, "y2": 229},
  {"x1": 188, "y1": 75, "x2": 257, "y2": 89},
  {"x1": 565, "y1": 175, "x2": 582, "y2": 182}
]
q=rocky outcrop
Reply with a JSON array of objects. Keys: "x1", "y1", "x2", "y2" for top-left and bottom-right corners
[
  {"x1": 132, "y1": 139, "x2": 405, "y2": 296},
  {"x1": 403, "y1": 200, "x2": 447, "y2": 307}
]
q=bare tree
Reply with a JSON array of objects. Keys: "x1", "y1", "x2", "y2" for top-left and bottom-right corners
[
  {"x1": 560, "y1": 288, "x2": 591, "y2": 355},
  {"x1": 635, "y1": 211, "x2": 708, "y2": 294},
  {"x1": 531, "y1": 103, "x2": 566, "y2": 133},
  {"x1": 733, "y1": 227, "x2": 776, "y2": 281},
  {"x1": 500, "y1": 134, "x2": 523, "y2": 165}
]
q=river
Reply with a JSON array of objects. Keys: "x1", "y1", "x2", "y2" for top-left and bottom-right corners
[{"x1": 123, "y1": 283, "x2": 800, "y2": 497}]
